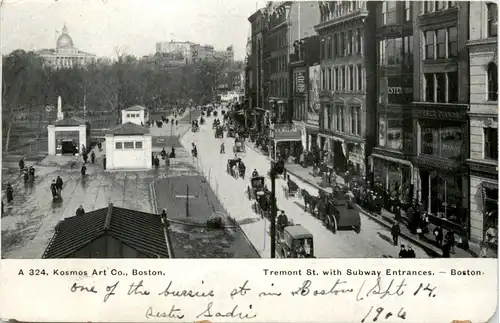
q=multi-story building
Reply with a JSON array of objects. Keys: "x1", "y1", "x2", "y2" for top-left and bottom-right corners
[
  {"x1": 265, "y1": 1, "x2": 320, "y2": 123},
  {"x1": 37, "y1": 25, "x2": 96, "y2": 69},
  {"x1": 192, "y1": 44, "x2": 215, "y2": 61},
  {"x1": 412, "y1": 1, "x2": 470, "y2": 240},
  {"x1": 214, "y1": 45, "x2": 235, "y2": 62},
  {"x1": 290, "y1": 35, "x2": 320, "y2": 152},
  {"x1": 467, "y1": 1, "x2": 498, "y2": 244},
  {"x1": 315, "y1": 1, "x2": 376, "y2": 177},
  {"x1": 155, "y1": 40, "x2": 195, "y2": 63},
  {"x1": 248, "y1": 8, "x2": 266, "y2": 129},
  {"x1": 370, "y1": 0, "x2": 415, "y2": 202}
]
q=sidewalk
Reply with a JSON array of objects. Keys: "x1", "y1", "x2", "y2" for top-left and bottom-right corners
[
  {"x1": 285, "y1": 163, "x2": 495, "y2": 258},
  {"x1": 244, "y1": 141, "x2": 494, "y2": 258}
]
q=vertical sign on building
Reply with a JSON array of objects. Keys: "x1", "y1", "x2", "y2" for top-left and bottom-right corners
[{"x1": 307, "y1": 65, "x2": 321, "y2": 127}]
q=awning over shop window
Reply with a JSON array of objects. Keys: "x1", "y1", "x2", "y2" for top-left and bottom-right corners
[{"x1": 371, "y1": 153, "x2": 413, "y2": 168}]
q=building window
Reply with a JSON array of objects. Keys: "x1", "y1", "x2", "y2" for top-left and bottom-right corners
[
  {"x1": 425, "y1": 74, "x2": 435, "y2": 102},
  {"x1": 321, "y1": 68, "x2": 326, "y2": 90},
  {"x1": 327, "y1": 105, "x2": 332, "y2": 130},
  {"x1": 424, "y1": 1, "x2": 434, "y2": 13},
  {"x1": 351, "y1": 107, "x2": 361, "y2": 135},
  {"x1": 484, "y1": 127, "x2": 498, "y2": 160},
  {"x1": 357, "y1": 65, "x2": 363, "y2": 90},
  {"x1": 425, "y1": 31, "x2": 435, "y2": 59},
  {"x1": 328, "y1": 67, "x2": 332, "y2": 90},
  {"x1": 333, "y1": 34, "x2": 338, "y2": 56},
  {"x1": 123, "y1": 142, "x2": 134, "y2": 149},
  {"x1": 436, "y1": 73, "x2": 446, "y2": 102},
  {"x1": 387, "y1": 37, "x2": 403, "y2": 66},
  {"x1": 341, "y1": 67, "x2": 346, "y2": 90},
  {"x1": 135, "y1": 141, "x2": 143, "y2": 149},
  {"x1": 335, "y1": 67, "x2": 340, "y2": 91},
  {"x1": 448, "y1": 72, "x2": 458, "y2": 103},
  {"x1": 337, "y1": 106, "x2": 345, "y2": 132},
  {"x1": 327, "y1": 37, "x2": 332, "y2": 59},
  {"x1": 349, "y1": 65, "x2": 354, "y2": 91},
  {"x1": 356, "y1": 28, "x2": 362, "y2": 53},
  {"x1": 382, "y1": 1, "x2": 397, "y2": 25},
  {"x1": 348, "y1": 30, "x2": 353, "y2": 55},
  {"x1": 403, "y1": 35, "x2": 413, "y2": 69},
  {"x1": 488, "y1": 3, "x2": 498, "y2": 37},
  {"x1": 404, "y1": 1, "x2": 411, "y2": 21},
  {"x1": 420, "y1": 120, "x2": 463, "y2": 161},
  {"x1": 379, "y1": 40, "x2": 386, "y2": 66},
  {"x1": 488, "y1": 62, "x2": 498, "y2": 101},
  {"x1": 387, "y1": 119, "x2": 403, "y2": 150},
  {"x1": 115, "y1": 142, "x2": 123, "y2": 149},
  {"x1": 435, "y1": 1, "x2": 446, "y2": 10},
  {"x1": 436, "y1": 29, "x2": 446, "y2": 58},
  {"x1": 448, "y1": 27, "x2": 458, "y2": 57},
  {"x1": 341, "y1": 32, "x2": 346, "y2": 56}
]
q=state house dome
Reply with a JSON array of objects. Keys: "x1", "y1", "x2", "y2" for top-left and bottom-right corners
[{"x1": 56, "y1": 25, "x2": 74, "y2": 49}]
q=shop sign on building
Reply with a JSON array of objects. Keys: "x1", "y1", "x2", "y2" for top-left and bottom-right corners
[
  {"x1": 295, "y1": 71, "x2": 305, "y2": 93},
  {"x1": 270, "y1": 123, "x2": 302, "y2": 140},
  {"x1": 307, "y1": 65, "x2": 321, "y2": 128}
]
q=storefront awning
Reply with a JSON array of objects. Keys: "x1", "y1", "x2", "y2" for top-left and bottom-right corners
[
  {"x1": 371, "y1": 153, "x2": 413, "y2": 168},
  {"x1": 318, "y1": 133, "x2": 344, "y2": 142}
]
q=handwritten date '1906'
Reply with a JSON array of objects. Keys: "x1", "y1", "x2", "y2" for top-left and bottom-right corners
[{"x1": 68, "y1": 277, "x2": 438, "y2": 321}]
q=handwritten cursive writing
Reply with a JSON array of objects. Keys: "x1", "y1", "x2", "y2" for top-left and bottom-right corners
[
  {"x1": 145, "y1": 306, "x2": 184, "y2": 320},
  {"x1": 70, "y1": 282, "x2": 97, "y2": 294},
  {"x1": 196, "y1": 302, "x2": 257, "y2": 320},
  {"x1": 291, "y1": 279, "x2": 354, "y2": 297},
  {"x1": 230, "y1": 280, "x2": 251, "y2": 299},
  {"x1": 361, "y1": 306, "x2": 407, "y2": 322},
  {"x1": 158, "y1": 281, "x2": 215, "y2": 298},
  {"x1": 259, "y1": 283, "x2": 282, "y2": 297},
  {"x1": 356, "y1": 277, "x2": 406, "y2": 301},
  {"x1": 128, "y1": 280, "x2": 150, "y2": 296},
  {"x1": 103, "y1": 281, "x2": 119, "y2": 303},
  {"x1": 413, "y1": 283, "x2": 437, "y2": 298}
]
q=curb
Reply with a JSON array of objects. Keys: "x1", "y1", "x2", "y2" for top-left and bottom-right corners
[{"x1": 286, "y1": 168, "x2": 444, "y2": 258}]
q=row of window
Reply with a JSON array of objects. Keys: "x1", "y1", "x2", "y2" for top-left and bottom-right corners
[
  {"x1": 269, "y1": 76, "x2": 288, "y2": 98},
  {"x1": 115, "y1": 141, "x2": 143, "y2": 149},
  {"x1": 320, "y1": 28, "x2": 362, "y2": 61},
  {"x1": 268, "y1": 29, "x2": 287, "y2": 52},
  {"x1": 424, "y1": 72, "x2": 458, "y2": 103},
  {"x1": 320, "y1": 65, "x2": 364, "y2": 92},
  {"x1": 323, "y1": 105, "x2": 362, "y2": 136},
  {"x1": 269, "y1": 54, "x2": 288, "y2": 74},
  {"x1": 293, "y1": 99, "x2": 307, "y2": 122},
  {"x1": 423, "y1": 1, "x2": 457, "y2": 14},
  {"x1": 424, "y1": 27, "x2": 458, "y2": 60},
  {"x1": 487, "y1": 3, "x2": 498, "y2": 38},
  {"x1": 126, "y1": 113, "x2": 140, "y2": 118},
  {"x1": 381, "y1": 1, "x2": 411, "y2": 26},
  {"x1": 378, "y1": 36, "x2": 413, "y2": 68},
  {"x1": 320, "y1": 1, "x2": 367, "y2": 23}
]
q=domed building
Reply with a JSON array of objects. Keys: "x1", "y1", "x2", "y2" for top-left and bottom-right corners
[{"x1": 37, "y1": 25, "x2": 96, "y2": 69}]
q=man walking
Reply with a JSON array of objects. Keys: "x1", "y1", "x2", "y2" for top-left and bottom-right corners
[{"x1": 391, "y1": 222, "x2": 401, "y2": 246}]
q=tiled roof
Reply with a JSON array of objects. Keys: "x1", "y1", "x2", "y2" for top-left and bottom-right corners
[
  {"x1": 106, "y1": 122, "x2": 149, "y2": 135},
  {"x1": 42, "y1": 204, "x2": 170, "y2": 258},
  {"x1": 53, "y1": 116, "x2": 86, "y2": 127},
  {"x1": 124, "y1": 105, "x2": 146, "y2": 111}
]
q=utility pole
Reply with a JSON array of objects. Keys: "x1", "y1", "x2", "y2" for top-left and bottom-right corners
[
  {"x1": 186, "y1": 184, "x2": 190, "y2": 217},
  {"x1": 270, "y1": 168, "x2": 277, "y2": 258}
]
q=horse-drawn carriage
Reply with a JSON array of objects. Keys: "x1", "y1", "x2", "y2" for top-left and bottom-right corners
[
  {"x1": 226, "y1": 157, "x2": 241, "y2": 178},
  {"x1": 300, "y1": 188, "x2": 361, "y2": 233},
  {"x1": 252, "y1": 190, "x2": 272, "y2": 219},
  {"x1": 233, "y1": 138, "x2": 246, "y2": 153},
  {"x1": 200, "y1": 117, "x2": 205, "y2": 125},
  {"x1": 215, "y1": 126, "x2": 224, "y2": 138},
  {"x1": 213, "y1": 119, "x2": 220, "y2": 129},
  {"x1": 227, "y1": 126, "x2": 236, "y2": 138},
  {"x1": 276, "y1": 225, "x2": 315, "y2": 258},
  {"x1": 191, "y1": 124, "x2": 199, "y2": 132},
  {"x1": 247, "y1": 176, "x2": 266, "y2": 200},
  {"x1": 283, "y1": 176, "x2": 300, "y2": 199}
]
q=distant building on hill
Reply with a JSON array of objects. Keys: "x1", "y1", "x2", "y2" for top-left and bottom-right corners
[{"x1": 36, "y1": 25, "x2": 96, "y2": 69}]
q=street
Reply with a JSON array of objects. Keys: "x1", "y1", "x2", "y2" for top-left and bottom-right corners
[{"x1": 182, "y1": 107, "x2": 431, "y2": 258}]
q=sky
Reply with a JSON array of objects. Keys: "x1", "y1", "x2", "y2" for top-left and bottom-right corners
[{"x1": 0, "y1": 0, "x2": 268, "y2": 60}]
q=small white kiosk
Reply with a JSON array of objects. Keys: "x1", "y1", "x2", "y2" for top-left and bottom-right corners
[
  {"x1": 47, "y1": 117, "x2": 90, "y2": 156},
  {"x1": 105, "y1": 122, "x2": 152, "y2": 170},
  {"x1": 121, "y1": 105, "x2": 148, "y2": 125}
]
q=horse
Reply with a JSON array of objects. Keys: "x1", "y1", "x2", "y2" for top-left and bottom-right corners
[{"x1": 301, "y1": 189, "x2": 319, "y2": 215}]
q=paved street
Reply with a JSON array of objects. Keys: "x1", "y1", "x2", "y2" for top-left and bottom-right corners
[{"x1": 182, "y1": 107, "x2": 432, "y2": 258}]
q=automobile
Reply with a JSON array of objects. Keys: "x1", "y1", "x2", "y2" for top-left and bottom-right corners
[
  {"x1": 247, "y1": 176, "x2": 266, "y2": 200},
  {"x1": 276, "y1": 225, "x2": 315, "y2": 258}
]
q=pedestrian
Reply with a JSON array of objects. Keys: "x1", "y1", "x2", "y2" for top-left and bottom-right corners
[
  {"x1": 445, "y1": 230, "x2": 455, "y2": 253},
  {"x1": 1, "y1": 200, "x2": 3, "y2": 214},
  {"x1": 220, "y1": 142, "x2": 225, "y2": 154},
  {"x1": 23, "y1": 168, "x2": 29, "y2": 183},
  {"x1": 152, "y1": 153, "x2": 155, "y2": 166},
  {"x1": 154, "y1": 156, "x2": 160, "y2": 168},
  {"x1": 407, "y1": 245, "x2": 416, "y2": 258},
  {"x1": 29, "y1": 166, "x2": 35, "y2": 180},
  {"x1": 6, "y1": 184, "x2": 13, "y2": 203},
  {"x1": 441, "y1": 241, "x2": 451, "y2": 258},
  {"x1": 83, "y1": 153, "x2": 88, "y2": 164},
  {"x1": 56, "y1": 176, "x2": 64, "y2": 193},
  {"x1": 398, "y1": 245, "x2": 408, "y2": 258},
  {"x1": 50, "y1": 180, "x2": 58, "y2": 199},
  {"x1": 433, "y1": 226, "x2": 444, "y2": 247},
  {"x1": 76, "y1": 205, "x2": 85, "y2": 216},
  {"x1": 19, "y1": 158, "x2": 25, "y2": 172},
  {"x1": 391, "y1": 222, "x2": 401, "y2": 246},
  {"x1": 480, "y1": 239, "x2": 489, "y2": 258},
  {"x1": 103, "y1": 155, "x2": 107, "y2": 170},
  {"x1": 81, "y1": 164, "x2": 87, "y2": 177},
  {"x1": 91, "y1": 151, "x2": 96, "y2": 164}
]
